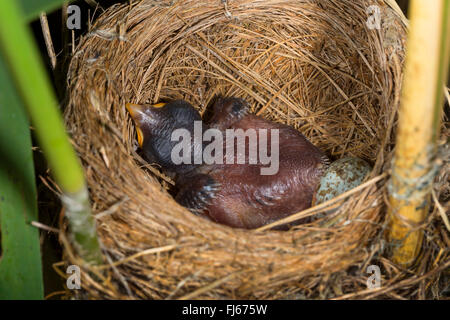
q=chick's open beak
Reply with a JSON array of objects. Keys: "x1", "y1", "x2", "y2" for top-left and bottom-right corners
[
  {"x1": 126, "y1": 103, "x2": 145, "y2": 147},
  {"x1": 126, "y1": 103, "x2": 144, "y2": 119},
  {"x1": 125, "y1": 102, "x2": 167, "y2": 147}
]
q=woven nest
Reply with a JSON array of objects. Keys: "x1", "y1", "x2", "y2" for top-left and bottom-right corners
[{"x1": 61, "y1": 0, "x2": 450, "y2": 299}]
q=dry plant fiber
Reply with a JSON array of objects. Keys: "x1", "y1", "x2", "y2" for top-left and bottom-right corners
[{"x1": 60, "y1": 0, "x2": 450, "y2": 299}]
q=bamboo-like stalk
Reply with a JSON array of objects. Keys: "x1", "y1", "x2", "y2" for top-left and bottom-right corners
[
  {"x1": 0, "y1": 0, "x2": 102, "y2": 265},
  {"x1": 388, "y1": 0, "x2": 450, "y2": 266}
]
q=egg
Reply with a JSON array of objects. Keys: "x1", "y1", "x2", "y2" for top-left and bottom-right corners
[{"x1": 312, "y1": 157, "x2": 372, "y2": 206}]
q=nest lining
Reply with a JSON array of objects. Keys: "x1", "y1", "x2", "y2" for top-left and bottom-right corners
[{"x1": 62, "y1": 0, "x2": 449, "y2": 299}]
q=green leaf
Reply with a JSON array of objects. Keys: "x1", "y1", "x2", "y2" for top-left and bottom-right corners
[
  {"x1": 19, "y1": 0, "x2": 73, "y2": 22},
  {"x1": 0, "y1": 0, "x2": 85, "y2": 196},
  {"x1": 0, "y1": 0, "x2": 102, "y2": 265},
  {"x1": 0, "y1": 53, "x2": 44, "y2": 300}
]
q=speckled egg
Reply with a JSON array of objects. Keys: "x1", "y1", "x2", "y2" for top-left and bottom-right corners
[{"x1": 312, "y1": 157, "x2": 372, "y2": 206}]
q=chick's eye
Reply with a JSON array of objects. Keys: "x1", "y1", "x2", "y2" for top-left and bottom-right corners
[{"x1": 231, "y1": 102, "x2": 241, "y2": 113}]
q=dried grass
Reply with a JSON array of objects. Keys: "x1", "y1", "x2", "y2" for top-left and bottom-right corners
[{"x1": 60, "y1": 0, "x2": 449, "y2": 299}]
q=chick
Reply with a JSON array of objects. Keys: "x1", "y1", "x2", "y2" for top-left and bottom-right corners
[{"x1": 126, "y1": 97, "x2": 328, "y2": 229}]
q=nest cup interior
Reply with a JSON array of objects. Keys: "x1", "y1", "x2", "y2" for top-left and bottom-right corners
[{"x1": 65, "y1": 0, "x2": 407, "y2": 299}]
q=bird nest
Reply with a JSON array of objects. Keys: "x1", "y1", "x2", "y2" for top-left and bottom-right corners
[{"x1": 61, "y1": 0, "x2": 449, "y2": 299}]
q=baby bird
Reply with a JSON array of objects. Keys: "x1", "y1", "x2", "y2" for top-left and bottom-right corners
[{"x1": 126, "y1": 97, "x2": 328, "y2": 229}]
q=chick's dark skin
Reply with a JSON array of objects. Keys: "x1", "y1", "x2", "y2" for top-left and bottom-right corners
[{"x1": 126, "y1": 97, "x2": 329, "y2": 229}]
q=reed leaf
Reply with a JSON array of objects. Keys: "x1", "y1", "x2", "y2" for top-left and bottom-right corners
[
  {"x1": 0, "y1": 55, "x2": 44, "y2": 300},
  {"x1": 20, "y1": 0, "x2": 73, "y2": 22},
  {"x1": 0, "y1": 0, "x2": 102, "y2": 265}
]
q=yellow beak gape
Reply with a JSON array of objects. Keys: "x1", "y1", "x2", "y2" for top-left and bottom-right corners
[
  {"x1": 136, "y1": 127, "x2": 144, "y2": 147},
  {"x1": 152, "y1": 102, "x2": 166, "y2": 108},
  {"x1": 125, "y1": 103, "x2": 144, "y2": 147}
]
